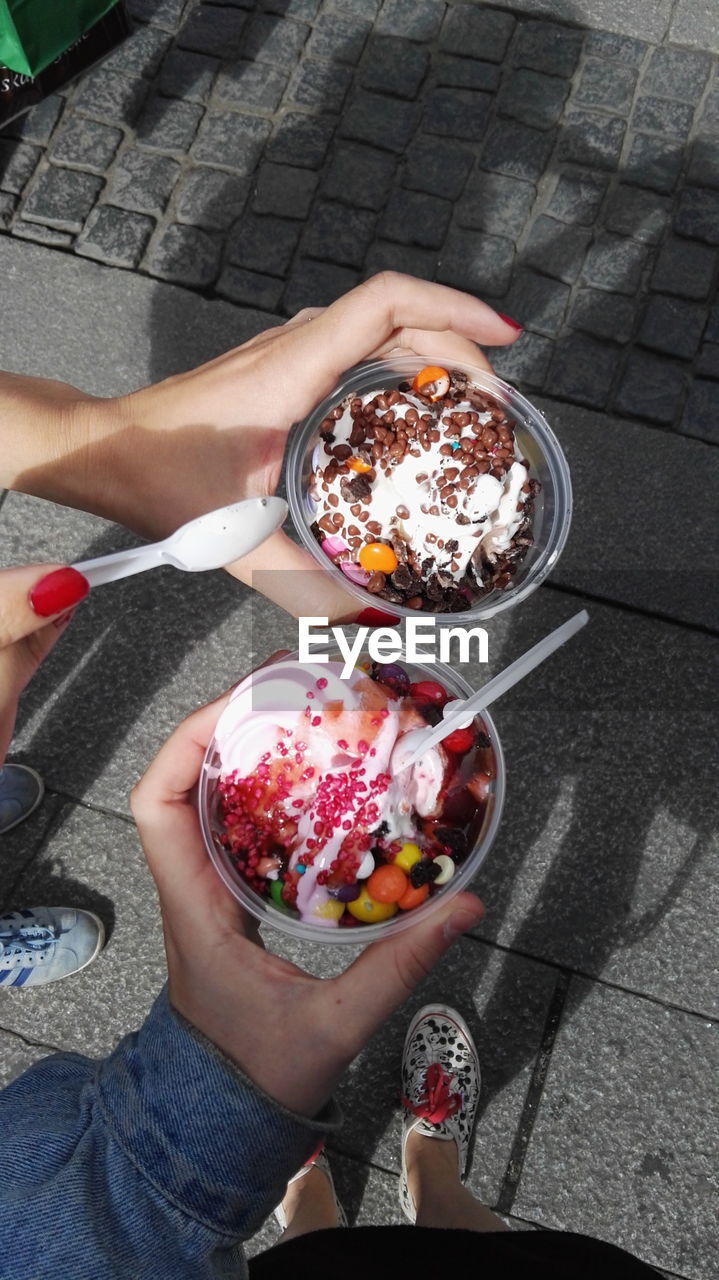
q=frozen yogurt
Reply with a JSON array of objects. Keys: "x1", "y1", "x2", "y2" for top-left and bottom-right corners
[
  {"x1": 308, "y1": 365, "x2": 539, "y2": 612},
  {"x1": 210, "y1": 659, "x2": 495, "y2": 928}
]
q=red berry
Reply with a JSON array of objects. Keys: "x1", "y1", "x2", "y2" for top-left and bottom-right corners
[
  {"x1": 409, "y1": 679, "x2": 448, "y2": 706},
  {"x1": 442, "y1": 726, "x2": 475, "y2": 753}
]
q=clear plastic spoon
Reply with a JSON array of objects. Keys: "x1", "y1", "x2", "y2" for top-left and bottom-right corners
[
  {"x1": 394, "y1": 609, "x2": 589, "y2": 772},
  {"x1": 73, "y1": 497, "x2": 288, "y2": 588}
]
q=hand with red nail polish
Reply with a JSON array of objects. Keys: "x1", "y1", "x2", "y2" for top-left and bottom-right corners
[
  {"x1": 1, "y1": 273, "x2": 522, "y2": 624},
  {"x1": 0, "y1": 563, "x2": 88, "y2": 759}
]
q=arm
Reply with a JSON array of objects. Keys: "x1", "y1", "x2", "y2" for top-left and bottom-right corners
[
  {"x1": 0, "y1": 677, "x2": 483, "y2": 1277},
  {"x1": 2, "y1": 274, "x2": 520, "y2": 619},
  {"x1": 0, "y1": 988, "x2": 339, "y2": 1278},
  {"x1": 0, "y1": 370, "x2": 117, "y2": 517}
]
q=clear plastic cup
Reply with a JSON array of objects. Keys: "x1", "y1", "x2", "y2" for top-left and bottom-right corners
[
  {"x1": 198, "y1": 653, "x2": 505, "y2": 945},
  {"x1": 286, "y1": 356, "x2": 572, "y2": 622}
]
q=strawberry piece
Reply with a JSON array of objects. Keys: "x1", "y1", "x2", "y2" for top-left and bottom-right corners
[
  {"x1": 409, "y1": 679, "x2": 448, "y2": 706},
  {"x1": 442, "y1": 726, "x2": 475, "y2": 753}
]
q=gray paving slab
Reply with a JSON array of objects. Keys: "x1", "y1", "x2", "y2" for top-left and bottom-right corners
[
  {"x1": 0, "y1": 1026, "x2": 54, "y2": 1088},
  {"x1": 0, "y1": 236, "x2": 272, "y2": 393},
  {"x1": 532, "y1": 397, "x2": 719, "y2": 631},
  {"x1": 0, "y1": 790, "x2": 63, "y2": 902},
  {"x1": 669, "y1": 2, "x2": 719, "y2": 56},
  {"x1": 451, "y1": 587, "x2": 718, "y2": 1020},
  {"x1": 514, "y1": 980, "x2": 718, "y2": 1279},
  {"x1": 483, "y1": 0, "x2": 672, "y2": 42},
  {"x1": 0, "y1": 802, "x2": 165, "y2": 1055},
  {"x1": 265, "y1": 928, "x2": 557, "y2": 1206}
]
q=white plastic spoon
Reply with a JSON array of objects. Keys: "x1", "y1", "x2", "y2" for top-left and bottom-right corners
[
  {"x1": 394, "y1": 609, "x2": 589, "y2": 772},
  {"x1": 73, "y1": 497, "x2": 288, "y2": 588}
]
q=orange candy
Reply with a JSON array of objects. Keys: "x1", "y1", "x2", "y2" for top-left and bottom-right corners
[
  {"x1": 358, "y1": 542, "x2": 399, "y2": 574},
  {"x1": 347, "y1": 457, "x2": 372, "y2": 473},
  {"x1": 367, "y1": 864, "x2": 408, "y2": 903},
  {"x1": 398, "y1": 882, "x2": 430, "y2": 912},
  {"x1": 411, "y1": 365, "x2": 450, "y2": 401}
]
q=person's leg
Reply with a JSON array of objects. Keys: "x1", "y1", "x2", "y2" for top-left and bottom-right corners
[
  {"x1": 404, "y1": 1128, "x2": 508, "y2": 1231},
  {"x1": 277, "y1": 1165, "x2": 341, "y2": 1242},
  {"x1": 400, "y1": 1004, "x2": 509, "y2": 1232},
  {"x1": 275, "y1": 1149, "x2": 345, "y2": 1242}
]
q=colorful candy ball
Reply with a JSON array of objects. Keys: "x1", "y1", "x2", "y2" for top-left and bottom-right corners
[
  {"x1": 358, "y1": 542, "x2": 399, "y2": 574},
  {"x1": 394, "y1": 842, "x2": 422, "y2": 873},
  {"x1": 398, "y1": 882, "x2": 430, "y2": 911},
  {"x1": 411, "y1": 365, "x2": 450, "y2": 401},
  {"x1": 347, "y1": 888, "x2": 398, "y2": 923},
  {"x1": 367, "y1": 864, "x2": 408, "y2": 903}
]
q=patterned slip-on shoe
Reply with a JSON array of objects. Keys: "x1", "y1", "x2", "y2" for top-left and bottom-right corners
[
  {"x1": 399, "y1": 1003, "x2": 481, "y2": 1223},
  {"x1": 0, "y1": 765, "x2": 44, "y2": 835},
  {"x1": 274, "y1": 1146, "x2": 347, "y2": 1231},
  {"x1": 0, "y1": 907, "x2": 105, "y2": 989}
]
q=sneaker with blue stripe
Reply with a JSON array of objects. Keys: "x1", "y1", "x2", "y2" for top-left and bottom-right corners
[{"x1": 0, "y1": 908, "x2": 104, "y2": 989}]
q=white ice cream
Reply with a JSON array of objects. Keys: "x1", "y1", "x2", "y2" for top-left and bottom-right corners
[
  {"x1": 214, "y1": 661, "x2": 445, "y2": 925},
  {"x1": 310, "y1": 389, "x2": 529, "y2": 581}
]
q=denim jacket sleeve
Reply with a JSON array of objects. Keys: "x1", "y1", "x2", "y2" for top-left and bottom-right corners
[{"x1": 0, "y1": 985, "x2": 341, "y2": 1280}]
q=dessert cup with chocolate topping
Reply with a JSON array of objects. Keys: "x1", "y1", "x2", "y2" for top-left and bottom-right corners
[
  {"x1": 287, "y1": 358, "x2": 572, "y2": 620},
  {"x1": 198, "y1": 653, "x2": 505, "y2": 945}
]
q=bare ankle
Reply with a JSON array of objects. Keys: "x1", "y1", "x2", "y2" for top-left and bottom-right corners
[
  {"x1": 279, "y1": 1166, "x2": 339, "y2": 1241},
  {"x1": 405, "y1": 1132, "x2": 509, "y2": 1234}
]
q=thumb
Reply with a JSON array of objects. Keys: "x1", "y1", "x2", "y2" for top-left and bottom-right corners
[
  {"x1": 0, "y1": 564, "x2": 90, "y2": 649},
  {"x1": 334, "y1": 892, "x2": 485, "y2": 1051},
  {"x1": 227, "y1": 527, "x2": 358, "y2": 623}
]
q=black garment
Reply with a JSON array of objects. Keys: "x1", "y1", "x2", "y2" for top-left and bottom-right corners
[{"x1": 249, "y1": 1226, "x2": 661, "y2": 1279}]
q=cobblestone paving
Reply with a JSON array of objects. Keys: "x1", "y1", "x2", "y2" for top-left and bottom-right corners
[{"x1": 0, "y1": 0, "x2": 717, "y2": 442}]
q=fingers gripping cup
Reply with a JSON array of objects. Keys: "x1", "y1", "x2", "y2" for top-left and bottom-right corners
[
  {"x1": 286, "y1": 358, "x2": 572, "y2": 622},
  {"x1": 198, "y1": 656, "x2": 505, "y2": 945}
]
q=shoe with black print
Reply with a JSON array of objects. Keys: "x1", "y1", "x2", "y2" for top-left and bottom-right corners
[{"x1": 399, "y1": 1003, "x2": 481, "y2": 1223}]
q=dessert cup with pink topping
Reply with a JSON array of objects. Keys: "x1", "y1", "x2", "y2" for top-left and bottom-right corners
[
  {"x1": 198, "y1": 654, "x2": 505, "y2": 945},
  {"x1": 286, "y1": 357, "x2": 572, "y2": 622}
]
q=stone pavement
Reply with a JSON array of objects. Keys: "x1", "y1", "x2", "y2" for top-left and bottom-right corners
[
  {"x1": 1, "y1": 0, "x2": 718, "y2": 439},
  {"x1": 0, "y1": 2, "x2": 717, "y2": 1278}
]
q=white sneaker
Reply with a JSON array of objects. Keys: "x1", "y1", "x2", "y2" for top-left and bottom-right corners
[
  {"x1": 0, "y1": 907, "x2": 105, "y2": 989},
  {"x1": 399, "y1": 1004, "x2": 481, "y2": 1223}
]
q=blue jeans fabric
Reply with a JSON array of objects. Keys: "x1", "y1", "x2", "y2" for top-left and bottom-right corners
[{"x1": 0, "y1": 986, "x2": 340, "y2": 1278}]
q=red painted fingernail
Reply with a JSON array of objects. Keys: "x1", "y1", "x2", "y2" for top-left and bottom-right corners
[
  {"x1": 30, "y1": 568, "x2": 90, "y2": 618},
  {"x1": 355, "y1": 607, "x2": 400, "y2": 626},
  {"x1": 497, "y1": 313, "x2": 523, "y2": 331}
]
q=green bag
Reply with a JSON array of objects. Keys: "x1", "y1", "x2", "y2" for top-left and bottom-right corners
[{"x1": 0, "y1": 0, "x2": 120, "y2": 77}]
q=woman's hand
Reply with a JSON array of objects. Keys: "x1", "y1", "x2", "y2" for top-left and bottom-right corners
[
  {"x1": 0, "y1": 565, "x2": 89, "y2": 758},
  {"x1": 109, "y1": 274, "x2": 520, "y2": 618},
  {"x1": 6, "y1": 273, "x2": 521, "y2": 621},
  {"x1": 131, "y1": 685, "x2": 484, "y2": 1119}
]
